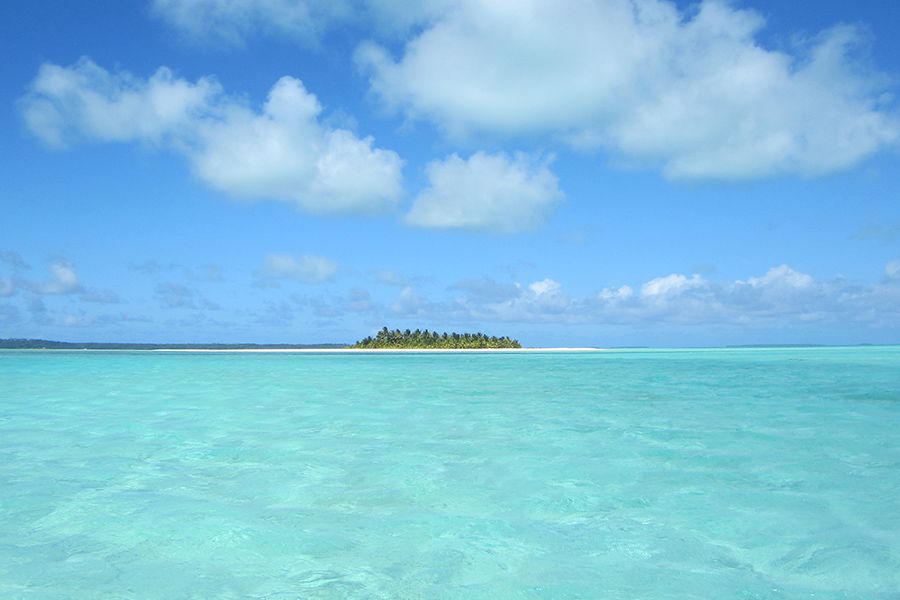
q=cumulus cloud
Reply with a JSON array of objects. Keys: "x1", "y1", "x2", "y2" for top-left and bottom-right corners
[
  {"x1": 358, "y1": 0, "x2": 899, "y2": 178},
  {"x1": 405, "y1": 152, "x2": 564, "y2": 233},
  {"x1": 438, "y1": 264, "x2": 900, "y2": 327},
  {"x1": 316, "y1": 265, "x2": 880, "y2": 328},
  {"x1": 641, "y1": 273, "x2": 708, "y2": 298},
  {"x1": 22, "y1": 59, "x2": 218, "y2": 148},
  {"x1": 22, "y1": 58, "x2": 404, "y2": 214},
  {"x1": 259, "y1": 253, "x2": 339, "y2": 284},
  {"x1": 39, "y1": 261, "x2": 81, "y2": 295}
]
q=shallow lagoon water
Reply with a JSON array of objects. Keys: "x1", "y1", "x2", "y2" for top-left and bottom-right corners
[{"x1": 1, "y1": 347, "x2": 899, "y2": 599}]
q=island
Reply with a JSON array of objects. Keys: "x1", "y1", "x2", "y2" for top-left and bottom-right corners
[{"x1": 352, "y1": 327, "x2": 521, "y2": 349}]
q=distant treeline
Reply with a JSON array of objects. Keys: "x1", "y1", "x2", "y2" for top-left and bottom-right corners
[
  {"x1": 0, "y1": 339, "x2": 347, "y2": 350},
  {"x1": 352, "y1": 327, "x2": 521, "y2": 349}
]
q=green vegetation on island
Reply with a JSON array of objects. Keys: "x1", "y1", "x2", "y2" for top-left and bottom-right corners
[{"x1": 352, "y1": 327, "x2": 521, "y2": 349}]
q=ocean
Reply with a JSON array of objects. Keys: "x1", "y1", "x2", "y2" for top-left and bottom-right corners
[{"x1": 1, "y1": 347, "x2": 898, "y2": 599}]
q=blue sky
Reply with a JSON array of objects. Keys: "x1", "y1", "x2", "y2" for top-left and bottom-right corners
[{"x1": 1, "y1": 0, "x2": 899, "y2": 347}]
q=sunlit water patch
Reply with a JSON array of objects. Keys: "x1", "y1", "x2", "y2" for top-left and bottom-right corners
[{"x1": 1, "y1": 347, "x2": 899, "y2": 599}]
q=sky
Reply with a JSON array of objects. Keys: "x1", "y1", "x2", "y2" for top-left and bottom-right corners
[{"x1": 1, "y1": 0, "x2": 899, "y2": 347}]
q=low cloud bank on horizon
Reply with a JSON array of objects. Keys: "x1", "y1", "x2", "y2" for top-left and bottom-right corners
[{"x1": 3, "y1": 253, "x2": 899, "y2": 341}]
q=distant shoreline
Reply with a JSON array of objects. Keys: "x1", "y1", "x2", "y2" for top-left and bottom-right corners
[
  {"x1": 151, "y1": 347, "x2": 606, "y2": 353},
  {"x1": 3, "y1": 347, "x2": 606, "y2": 353}
]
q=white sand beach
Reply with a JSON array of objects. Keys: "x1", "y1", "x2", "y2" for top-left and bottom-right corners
[{"x1": 150, "y1": 347, "x2": 606, "y2": 353}]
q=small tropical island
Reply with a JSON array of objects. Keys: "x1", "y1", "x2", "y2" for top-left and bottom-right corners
[{"x1": 352, "y1": 327, "x2": 521, "y2": 349}]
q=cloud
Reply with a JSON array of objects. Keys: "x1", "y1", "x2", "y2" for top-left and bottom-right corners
[
  {"x1": 127, "y1": 260, "x2": 177, "y2": 275},
  {"x1": 437, "y1": 264, "x2": 900, "y2": 327},
  {"x1": 155, "y1": 282, "x2": 220, "y2": 309},
  {"x1": 358, "y1": 0, "x2": 899, "y2": 178},
  {"x1": 885, "y1": 260, "x2": 900, "y2": 282},
  {"x1": 0, "y1": 277, "x2": 14, "y2": 298},
  {"x1": 150, "y1": 0, "x2": 452, "y2": 45},
  {"x1": 641, "y1": 273, "x2": 708, "y2": 298},
  {"x1": 450, "y1": 277, "x2": 520, "y2": 303},
  {"x1": 150, "y1": 0, "x2": 354, "y2": 46},
  {"x1": 274, "y1": 264, "x2": 898, "y2": 330},
  {"x1": 345, "y1": 287, "x2": 377, "y2": 313},
  {"x1": 852, "y1": 222, "x2": 900, "y2": 243},
  {"x1": 288, "y1": 286, "x2": 379, "y2": 320},
  {"x1": 22, "y1": 58, "x2": 404, "y2": 215},
  {"x1": 405, "y1": 152, "x2": 564, "y2": 233},
  {"x1": 0, "y1": 251, "x2": 29, "y2": 270},
  {"x1": 128, "y1": 260, "x2": 223, "y2": 282},
  {"x1": 2, "y1": 258, "x2": 121, "y2": 303},
  {"x1": 26, "y1": 297, "x2": 49, "y2": 323},
  {"x1": 80, "y1": 289, "x2": 122, "y2": 304},
  {"x1": 191, "y1": 77, "x2": 404, "y2": 213},
  {"x1": 21, "y1": 59, "x2": 218, "y2": 148},
  {"x1": 39, "y1": 261, "x2": 80, "y2": 295},
  {"x1": 259, "y1": 253, "x2": 339, "y2": 284},
  {"x1": 186, "y1": 264, "x2": 223, "y2": 282},
  {"x1": 390, "y1": 285, "x2": 430, "y2": 316},
  {"x1": 374, "y1": 268, "x2": 408, "y2": 286}
]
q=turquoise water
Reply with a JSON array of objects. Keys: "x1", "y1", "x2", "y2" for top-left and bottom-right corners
[{"x1": 1, "y1": 347, "x2": 899, "y2": 599}]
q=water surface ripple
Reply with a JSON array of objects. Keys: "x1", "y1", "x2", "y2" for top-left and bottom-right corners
[{"x1": 1, "y1": 347, "x2": 898, "y2": 599}]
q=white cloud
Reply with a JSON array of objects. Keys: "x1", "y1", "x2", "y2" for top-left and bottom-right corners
[
  {"x1": 641, "y1": 273, "x2": 708, "y2": 298},
  {"x1": 885, "y1": 260, "x2": 900, "y2": 282},
  {"x1": 22, "y1": 59, "x2": 404, "y2": 214},
  {"x1": 207, "y1": 263, "x2": 900, "y2": 336},
  {"x1": 358, "y1": 0, "x2": 899, "y2": 178},
  {"x1": 260, "y1": 253, "x2": 339, "y2": 284},
  {"x1": 436, "y1": 265, "x2": 900, "y2": 327},
  {"x1": 405, "y1": 152, "x2": 563, "y2": 233},
  {"x1": 22, "y1": 58, "x2": 218, "y2": 148},
  {"x1": 451, "y1": 277, "x2": 572, "y2": 321},
  {"x1": 40, "y1": 261, "x2": 80, "y2": 295},
  {"x1": 191, "y1": 76, "x2": 404, "y2": 213},
  {"x1": 390, "y1": 285, "x2": 429, "y2": 316},
  {"x1": 528, "y1": 278, "x2": 562, "y2": 297},
  {"x1": 598, "y1": 285, "x2": 633, "y2": 302},
  {"x1": 741, "y1": 264, "x2": 815, "y2": 290},
  {"x1": 636, "y1": 273, "x2": 718, "y2": 321}
]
